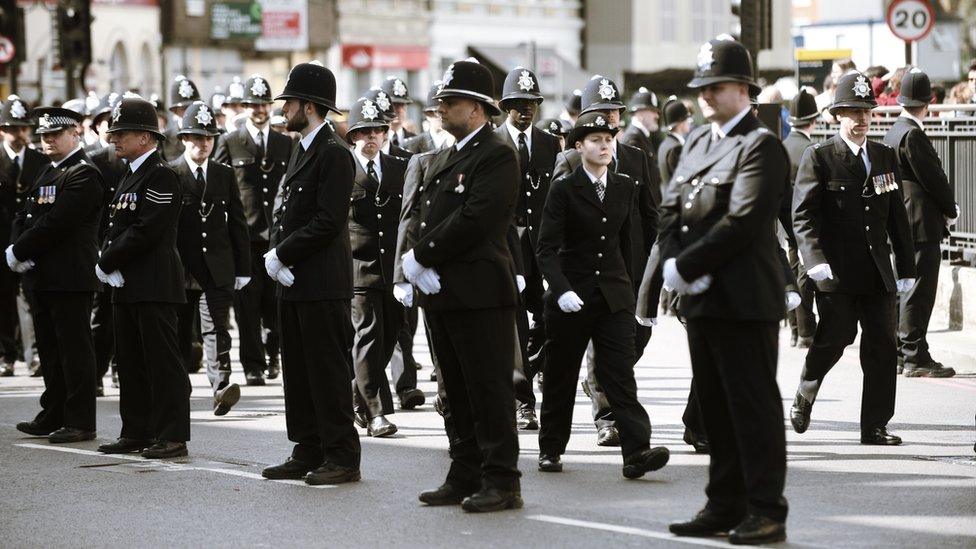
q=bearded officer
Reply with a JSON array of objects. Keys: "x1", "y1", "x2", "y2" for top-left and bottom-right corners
[
  {"x1": 161, "y1": 75, "x2": 202, "y2": 161},
  {"x1": 399, "y1": 59, "x2": 522, "y2": 512},
  {"x1": 883, "y1": 68, "x2": 958, "y2": 378},
  {"x1": 260, "y1": 61, "x2": 361, "y2": 485},
  {"x1": 790, "y1": 71, "x2": 916, "y2": 446},
  {"x1": 215, "y1": 74, "x2": 290, "y2": 384},
  {"x1": 9, "y1": 107, "x2": 103, "y2": 442},
  {"x1": 381, "y1": 76, "x2": 417, "y2": 148},
  {"x1": 95, "y1": 95, "x2": 189, "y2": 459},
  {"x1": 661, "y1": 37, "x2": 789, "y2": 544}
]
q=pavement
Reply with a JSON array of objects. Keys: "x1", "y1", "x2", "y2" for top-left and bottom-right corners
[{"x1": 1, "y1": 313, "x2": 974, "y2": 548}]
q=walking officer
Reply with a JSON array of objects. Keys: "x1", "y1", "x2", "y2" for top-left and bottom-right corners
[
  {"x1": 215, "y1": 74, "x2": 290, "y2": 384},
  {"x1": 661, "y1": 37, "x2": 790, "y2": 544},
  {"x1": 260, "y1": 61, "x2": 361, "y2": 486},
  {"x1": 790, "y1": 70, "x2": 916, "y2": 445},
  {"x1": 162, "y1": 75, "x2": 202, "y2": 161},
  {"x1": 95, "y1": 94, "x2": 189, "y2": 459},
  {"x1": 883, "y1": 67, "x2": 958, "y2": 378},
  {"x1": 9, "y1": 106, "x2": 103, "y2": 442}
]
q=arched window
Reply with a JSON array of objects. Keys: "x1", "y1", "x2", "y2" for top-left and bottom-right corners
[
  {"x1": 140, "y1": 43, "x2": 158, "y2": 94},
  {"x1": 109, "y1": 42, "x2": 129, "y2": 92}
]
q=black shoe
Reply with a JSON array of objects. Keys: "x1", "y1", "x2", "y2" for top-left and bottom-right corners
[
  {"x1": 213, "y1": 383, "x2": 241, "y2": 416},
  {"x1": 16, "y1": 421, "x2": 57, "y2": 436},
  {"x1": 49, "y1": 427, "x2": 96, "y2": 443},
  {"x1": 517, "y1": 408, "x2": 539, "y2": 430},
  {"x1": 461, "y1": 488, "x2": 523, "y2": 513},
  {"x1": 622, "y1": 446, "x2": 670, "y2": 479},
  {"x1": 683, "y1": 429, "x2": 710, "y2": 454},
  {"x1": 0, "y1": 361, "x2": 13, "y2": 376},
  {"x1": 789, "y1": 392, "x2": 813, "y2": 434},
  {"x1": 538, "y1": 454, "x2": 562, "y2": 472},
  {"x1": 28, "y1": 357, "x2": 41, "y2": 377},
  {"x1": 797, "y1": 336, "x2": 814, "y2": 349},
  {"x1": 367, "y1": 416, "x2": 398, "y2": 438},
  {"x1": 187, "y1": 342, "x2": 203, "y2": 373},
  {"x1": 904, "y1": 361, "x2": 956, "y2": 378},
  {"x1": 142, "y1": 441, "x2": 188, "y2": 459},
  {"x1": 266, "y1": 356, "x2": 280, "y2": 380},
  {"x1": 728, "y1": 515, "x2": 786, "y2": 545},
  {"x1": 669, "y1": 509, "x2": 742, "y2": 537},
  {"x1": 398, "y1": 388, "x2": 425, "y2": 410},
  {"x1": 111, "y1": 367, "x2": 119, "y2": 388},
  {"x1": 354, "y1": 411, "x2": 368, "y2": 429},
  {"x1": 596, "y1": 425, "x2": 620, "y2": 447},
  {"x1": 98, "y1": 437, "x2": 153, "y2": 454},
  {"x1": 433, "y1": 396, "x2": 446, "y2": 417},
  {"x1": 861, "y1": 427, "x2": 902, "y2": 445},
  {"x1": 305, "y1": 462, "x2": 361, "y2": 485},
  {"x1": 262, "y1": 457, "x2": 316, "y2": 480},
  {"x1": 429, "y1": 370, "x2": 437, "y2": 382},
  {"x1": 896, "y1": 356, "x2": 905, "y2": 375},
  {"x1": 419, "y1": 483, "x2": 475, "y2": 506},
  {"x1": 245, "y1": 372, "x2": 266, "y2": 386},
  {"x1": 790, "y1": 332, "x2": 798, "y2": 347},
  {"x1": 95, "y1": 384, "x2": 105, "y2": 397}
]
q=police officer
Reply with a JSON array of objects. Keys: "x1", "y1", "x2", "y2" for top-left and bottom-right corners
[
  {"x1": 171, "y1": 101, "x2": 250, "y2": 416},
  {"x1": 161, "y1": 75, "x2": 202, "y2": 161},
  {"x1": 362, "y1": 86, "x2": 412, "y2": 159},
  {"x1": 657, "y1": 96, "x2": 692, "y2": 187},
  {"x1": 222, "y1": 76, "x2": 247, "y2": 133},
  {"x1": 535, "y1": 118, "x2": 571, "y2": 151},
  {"x1": 783, "y1": 89, "x2": 820, "y2": 349},
  {"x1": 662, "y1": 37, "x2": 789, "y2": 544},
  {"x1": 790, "y1": 71, "x2": 916, "y2": 446},
  {"x1": 0, "y1": 95, "x2": 46, "y2": 377},
  {"x1": 260, "y1": 61, "x2": 361, "y2": 486},
  {"x1": 214, "y1": 74, "x2": 290, "y2": 384},
  {"x1": 381, "y1": 75, "x2": 417, "y2": 148},
  {"x1": 96, "y1": 95, "x2": 189, "y2": 459},
  {"x1": 9, "y1": 106, "x2": 103, "y2": 442},
  {"x1": 620, "y1": 87, "x2": 663, "y2": 158},
  {"x1": 398, "y1": 59, "x2": 522, "y2": 512},
  {"x1": 552, "y1": 74, "x2": 659, "y2": 447},
  {"x1": 883, "y1": 68, "x2": 958, "y2": 378},
  {"x1": 536, "y1": 111, "x2": 670, "y2": 478},
  {"x1": 403, "y1": 82, "x2": 456, "y2": 154},
  {"x1": 559, "y1": 88, "x2": 582, "y2": 125}
]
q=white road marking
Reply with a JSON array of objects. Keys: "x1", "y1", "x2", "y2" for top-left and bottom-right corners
[
  {"x1": 14, "y1": 443, "x2": 333, "y2": 489},
  {"x1": 525, "y1": 515, "x2": 736, "y2": 547}
]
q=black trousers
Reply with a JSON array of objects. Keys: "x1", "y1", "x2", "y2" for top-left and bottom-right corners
[
  {"x1": 177, "y1": 291, "x2": 201, "y2": 373},
  {"x1": 686, "y1": 317, "x2": 787, "y2": 522},
  {"x1": 786, "y1": 245, "x2": 817, "y2": 339},
  {"x1": 514, "y1": 296, "x2": 536, "y2": 411},
  {"x1": 91, "y1": 287, "x2": 115, "y2": 382},
  {"x1": 351, "y1": 288, "x2": 402, "y2": 418},
  {"x1": 802, "y1": 291, "x2": 897, "y2": 430},
  {"x1": 32, "y1": 291, "x2": 96, "y2": 431},
  {"x1": 523, "y1": 251, "x2": 547, "y2": 366},
  {"x1": 682, "y1": 382, "x2": 705, "y2": 438},
  {"x1": 0, "y1": 266, "x2": 18, "y2": 363},
  {"x1": 114, "y1": 302, "x2": 190, "y2": 442},
  {"x1": 426, "y1": 307, "x2": 520, "y2": 491},
  {"x1": 390, "y1": 305, "x2": 419, "y2": 377},
  {"x1": 540, "y1": 293, "x2": 650, "y2": 458},
  {"x1": 279, "y1": 298, "x2": 360, "y2": 468},
  {"x1": 584, "y1": 323, "x2": 651, "y2": 428},
  {"x1": 190, "y1": 288, "x2": 235, "y2": 393},
  {"x1": 233, "y1": 241, "x2": 278, "y2": 375},
  {"x1": 898, "y1": 242, "x2": 940, "y2": 366}
]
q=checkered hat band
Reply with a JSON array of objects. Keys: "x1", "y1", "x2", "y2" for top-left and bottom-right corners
[{"x1": 41, "y1": 116, "x2": 77, "y2": 127}]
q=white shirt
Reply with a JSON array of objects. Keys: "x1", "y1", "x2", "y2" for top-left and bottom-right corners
[
  {"x1": 505, "y1": 121, "x2": 532, "y2": 158},
  {"x1": 299, "y1": 120, "x2": 327, "y2": 151},
  {"x1": 127, "y1": 147, "x2": 158, "y2": 174},
  {"x1": 51, "y1": 145, "x2": 83, "y2": 168},
  {"x1": 899, "y1": 111, "x2": 925, "y2": 132},
  {"x1": 630, "y1": 117, "x2": 651, "y2": 138},
  {"x1": 3, "y1": 142, "x2": 23, "y2": 167},
  {"x1": 454, "y1": 124, "x2": 486, "y2": 151},
  {"x1": 354, "y1": 147, "x2": 382, "y2": 182},
  {"x1": 582, "y1": 165, "x2": 607, "y2": 187},
  {"x1": 711, "y1": 105, "x2": 752, "y2": 141},
  {"x1": 840, "y1": 133, "x2": 871, "y2": 174},
  {"x1": 184, "y1": 152, "x2": 208, "y2": 180},
  {"x1": 245, "y1": 119, "x2": 270, "y2": 150}
]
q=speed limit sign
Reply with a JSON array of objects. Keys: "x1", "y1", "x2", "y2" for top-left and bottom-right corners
[{"x1": 886, "y1": 0, "x2": 935, "y2": 42}]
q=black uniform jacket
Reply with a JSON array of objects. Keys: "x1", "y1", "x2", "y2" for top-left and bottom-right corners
[
  {"x1": 657, "y1": 113, "x2": 788, "y2": 322},
  {"x1": 619, "y1": 123, "x2": 657, "y2": 161},
  {"x1": 11, "y1": 148, "x2": 103, "y2": 292},
  {"x1": 1, "y1": 146, "x2": 47, "y2": 245},
  {"x1": 403, "y1": 123, "x2": 520, "y2": 312},
  {"x1": 882, "y1": 116, "x2": 957, "y2": 243},
  {"x1": 161, "y1": 126, "x2": 184, "y2": 162},
  {"x1": 656, "y1": 132, "x2": 683, "y2": 189},
  {"x1": 536, "y1": 165, "x2": 635, "y2": 314},
  {"x1": 170, "y1": 157, "x2": 250, "y2": 289},
  {"x1": 214, "y1": 124, "x2": 292, "y2": 242},
  {"x1": 494, "y1": 124, "x2": 560, "y2": 241},
  {"x1": 270, "y1": 123, "x2": 355, "y2": 302},
  {"x1": 349, "y1": 151, "x2": 407, "y2": 290},
  {"x1": 393, "y1": 151, "x2": 436, "y2": 284},
  {"x1": 98, "y1": 151, "x2": 186, "y2": 304},
  {"x1": 793, "y1": 134, "x2": 915, "y2": 294}
]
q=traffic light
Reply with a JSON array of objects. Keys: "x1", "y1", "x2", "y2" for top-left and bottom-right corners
[
  {"x1": 56, "y1": 0, "x2": 92, "y2": 66},
  {"x1": 0, "y1": 0, "x2": 25, "y2": 64},
  {"x1": 730, "y1": 0, "x2": 772, "y2": 57}
]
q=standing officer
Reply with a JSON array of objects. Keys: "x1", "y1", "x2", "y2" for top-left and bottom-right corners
[
  {"x1": 662, "y1": 37, "x2": 789, "y2": 545},
  {"x1": 381, "y1": 76, "x2": 417, "y2": 147},
  {"x1": 0, "y1": 95, "x2": 46, "y2": 377},
  {"x1": 783, "y1": 89, "x2": 820, "y2": 349},
  {"x1": 96, "y1": 94, "x2": 189, "y2": 459},
  {"x1": 619, "y1": 87, "x2": 663, "y2": 158},
  {"x1": 400, "y1": 59, "x2": 522, "y2": 512},
  {"x1": 535, "y1": 111, "x2": 670, "y2": 478},
  {"x1": 559, "y1": 89, "x2": 582, "y2": 125},
  {"x1": 552, "y1": 74, "x2": 659, "y2": 447},
  {"x1": 657, "y1": 96, "x2": 692, "y2": 187},
  {"x1": 883, "y1": 68, "x2": 958, "y2": 378},
  {"x1": 260, "y1": 61, "x2": 361, "y2": 486},
  {"x1": 790, "y1": 71, "x2": 915, "y2": 446},
  {"x1": 535, "y1": 118, "x2": 571, "y2": 151},
  {"x1": 215, "y1": 74, "x2": 290, "y2": 384},
  {"x1": 9, "y1": 106, "x2": 102, "y2": 442},
  {"x1": 362, "y1": 87, "x2": 412, "y2": 159},
  {"x1": 172, "y1": 101, "x2": 250, "y2": 416},
  {"x1": 162, "y1": 75, "x2": 202, "y2": 161},
  {"x1": 403, "y1": 82, "x2": 455, "y2": 154},
  {"x1": 495, "y1": 66, "x2": 561, "y2": 431}
]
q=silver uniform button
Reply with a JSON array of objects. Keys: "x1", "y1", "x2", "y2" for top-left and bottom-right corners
[
  {"x1": 595, "y1": 270, "x2": 600, "y2": 275},
  {"x1": 597, "y1": 253, "x2": 603, "y2": 258},
  {"x1": 526, "y1": 191, "x2": 531, "y2": 197},
  {"x1": 202, "y1": 247, "x2": 207, "y2": 252},
  {"x1": 527, "y1": 208, "x2": 532, "y2": 214},
  {"x1": 263, "y1": 201, "x2": 269, "y2": 206},
  {"x1": 681, "y1": 225, "x2": 689, "y2": 233},
  {"x1": 425, "y1": 200, "x2": 431, "y2": 206},
  {"x1": 601, "y1": 217, "x2": 607, "y2": 223},
  {"x1": 710, "y1": 177, "x2": 719, "y2": 184},
  {"x1": 26, "y1": 214, "x2": 32, "y2": 219},
  {"x1": 263, "y1": 174, "x2": 268, "y2": 179},
  {"x1": 864, "y1": 206, "x2": 869, "y2": 211},
  {"x1": 428, "y1": 242, "x2": 435, "y2": 248},
  {"x1": 376, "y1": 213, "x2": 382, "y2": 219},
  {"x1": 298, "y1": 187, "x2": 303, "y2": 191},
  {"x1": 600, "y1": 235, "x2": 606, "y2": 241},
  {"x1": 378, "y1": 231, "x2": 384, "y2": 237},
  {"x1": 865, "y1": 225, "x2": 870, "y2": 230},
  {"x1": 685, "y1": 202, "x2": 693, "y2": 209},
  {"x1": 380, "y1": 248, "x2": 385, "y2": 253},
  {"x1": 202, "y1": 232, "x2": 207, "y2": 238},
  {"x1": 109, "y1": 222, "x2": 113, "y2": 227},
  {"x1": 676, "y1": 176, "x2": 685, "y2": 182},
  {"x1": 420, "y1": 222, "x2": 426, "y2": 228},
  {"x1": 528, "y1": 225, "x2": 533, "y2": 231},
  {"x1": 263, "y1": 187, "x2": 268, "y2": 193},
  {"x1": 840, "y1": 186, "x2": 846, "y2": 191}
]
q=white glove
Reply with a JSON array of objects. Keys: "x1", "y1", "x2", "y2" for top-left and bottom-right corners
[
  {"x1": 5, "y1": 246, "x2": 18, "y2": 270},
  {"x1": 106, "y1": 271, "x2": 125, "y2": 288},
  {"x1": 686, "y1": 274, "x2": 713, "y2": 295},
  {"x1": 234, "y1": 276, "x2": 251, "y2": 290},
  {"x1": 516, "y1": 275, "x2": 526, "y2": 293},
  {"x1": 636, "y1": 316, "x2": 657, "y2": 327},
  {"x1": 557, "y1": 291, "x2": 584, "y2": 313},
  {"x1": 896, "y1": 278, "x2": 916, "y2": 294},
  {"x1": 95, "y1": 264, "x2": 110, "y2": 283},
  {"x1": 264, "y1": 248, "x2": 284, "y2": 278},
  {"x1": 663, "y1": 258, "x2": 712, "y2": 296},
  {"x1": 401, "y1": 249, "x2": 425, "y2": 283},
  {"x1": 786, "y1": 291, "x2": 802, "y2": 311},
  {"x1": 808, "y1": 263, "x2": 833, "y2": 281},
  {"x1": 276, "y1": 266, "x2": 295, "y2": 287},
  {"x1": 393, "y1": 282, "x2": 414, "y2": 307},
  {"x1": 13, "y1": 260, "x2": 34, "y2": 273},
  {"x1": 415, "y1": 268, "x2": 441, "y2": 295}
]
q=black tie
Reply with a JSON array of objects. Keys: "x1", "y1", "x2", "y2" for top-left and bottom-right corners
[
  {"x1": 609, "y1": 156, "x2": 617, "y2": 173},
  {"x1": 9, "y1": 157, "x2": 20, "y2": 188},
  {"x1": 255, "y1": 130, "x2": 265, "y2": 160},
  {"x1": 517, "y1": 132, "x2": 530, "y2": 172},
  {"x1": 295, "y1": 143, "x2": 306, "y2": 163},
  {"x1": 391, "y1": 132, "x2": 400, "y2": 148},
  {"x1": 366, "y1": 159, "x2": 379, "y2": 186},
  {"x1": 195, "y1": 166, "x2": 205, "y2": 189}
]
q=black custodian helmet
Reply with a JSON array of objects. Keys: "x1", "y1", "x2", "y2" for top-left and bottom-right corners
[
  {"x1": 535, "y1": 117, "x2": 571, "y2": 137},
  {"x1": 381, "y1": 76, "x2": 413, "y2": 105},
  {"x1": 107, "y1": 93, "x2": 166, "y2": 139},
  {"x1": 242, "y1": 74, "x2": 274, "y2": 105},
  {"x1": 580, "y1": 75, "x2": 624, "y2": 114},
  {"x1": 499, "y1": 67, "x2": 543, "y2": 109},
  {"x1": 789, "y1": 88, "x2": 820, "y2": 123},
  {"x1": 275, "y1": 61, "x2": 341, "y2": 114},
  {"x1": 346, "y1": 96, "x2": 391, "y2": 141},
  {"x1": 432, "y1": 58, "x2": 501, "y2": 116},
  {"x1": 688, "y1": 35, "x2": 760, "y2": 95},
  {"x1": 897, "y1": 67, "x2": 933, "y2": 108},
  {"x1": 178, "y1": 101, "x2": 221, "y2": 137},
  {"x1": 829, "y1": 71, "x2": 877, "y2": 114},
  {"x1": 662, "y1": 96, "x2": 691, "y2": 127},
  {"x1": 362, "y1": 86, "x2": 396, "y2": 122},
  {"x1": 628, "y1": 87, "x2": 659, "y2": 112},
  {"x1": 0, "y1": 95, "x2": 33, "y2": 127},
  {"x1": 169, "y1": 75, "x2": 201, "y2": 111}
]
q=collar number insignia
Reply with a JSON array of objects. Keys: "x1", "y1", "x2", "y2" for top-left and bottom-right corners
[
  {"x1": 598, "y1": 79, "x2": 615, "y2": 100},
  {"x1": 852, "y1": 75, "x2": 871, "y2": 98},
  {"x1": 178, "y1": 79, "x2": 195, "y2": 99},
  {"x1": 518, "y1": 70, "x2": 535, "y2": 91}
]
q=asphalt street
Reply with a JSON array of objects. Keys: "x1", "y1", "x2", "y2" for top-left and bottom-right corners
[{"x1": 1, "y1": 314, "x2": 974, "y2": 548}]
